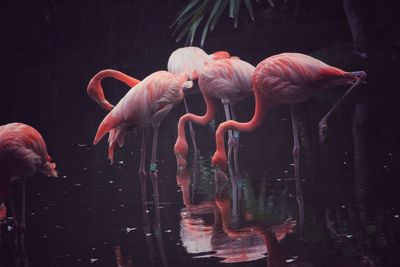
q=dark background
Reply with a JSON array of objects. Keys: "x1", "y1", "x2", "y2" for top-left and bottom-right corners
[{"x1": 1, "y1": 1, "x2": 400, "y2": 266}]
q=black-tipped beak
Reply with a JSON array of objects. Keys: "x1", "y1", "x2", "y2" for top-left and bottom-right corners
[{"x1": 345, "y1": 71, "x2": 367, "y2": 81}]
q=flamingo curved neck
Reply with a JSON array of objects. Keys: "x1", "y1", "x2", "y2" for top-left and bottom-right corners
[
  {"x1": 175, "y1": 93, "x2": 217, "y2": 156},
  {"x1": 93, "y1": 69, "x2": 140, "y2": 88},
  {"x1": 213, "y1": 95, "x2": 266, "y2": 167},
  {"x1": 88, "y1": 69, "x2": 141, "y2": 110}
]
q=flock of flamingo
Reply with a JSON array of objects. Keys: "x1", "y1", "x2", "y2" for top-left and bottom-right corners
[{"x1": 0, "y1": 46, "x2": 366, "y2": 252}]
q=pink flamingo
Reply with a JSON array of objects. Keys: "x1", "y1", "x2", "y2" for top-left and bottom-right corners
[
  {"x1": 0, "y1": 122, "x2": 57, "y2": 245},
  {"x1": 212, "y1": 53, "x2": 366, "y2": 238},
  {"x1": 87, "y1": 69, "x2": 141, "y2": 111},
  {"x1": 93, "y1": 71, "x2": 192, "y2": 207},
  {"x1": 174, "y1": 58, "x2": 255, "y2": 175},
  {"x1": 168, "y1": 46, "x2": 231, "y2": 160}
]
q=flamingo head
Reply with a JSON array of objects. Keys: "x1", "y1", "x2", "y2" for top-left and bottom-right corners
[
  {"x1": 182, "y1": 80, "x2": 194, "y2": 93},
  {"x1": 87, "y1": 80, "x2": 114, "y2": 111},
  {"x1": 343, "y1": 70, "x2": 367, "y2": 84},
  {"x1": 211, "y1": 51, "x2": 231, "y2": 60},
  {"x1": 174, "y1": 138, "x2": 188, "y2": 169},
  {"x1": 320, "y1": 69, "x2": 367, "y2": 89},
  {"x1": 212, "y1": 150, "x2": 228, "y2": 172}
]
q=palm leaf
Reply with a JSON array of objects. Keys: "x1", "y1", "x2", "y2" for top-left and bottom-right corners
[
  {"x1": 171, "y1": 0, "x2": 200, "y2": 28},
  {"x1": 176, "y1": 0, "x2": 210, "y2": 44},
  {"x1": 201, "y1": 0, "x2": 226, "y2": 46},
  {"x1": 244, "y1": 0, "x2": 255, "y2": 21},
  {"x1": 233, "y1": 0, "x2": 241, "y2": 28},
  {"x1": 210, "y1": 0, "x2": 228, "y2": 31},
  {"x1": 172, "y1": 0, "x2": 255, "y2": 46}
]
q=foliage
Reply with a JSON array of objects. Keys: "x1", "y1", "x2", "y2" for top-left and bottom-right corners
[{"x1": 171, "y1": 0, "x2": 256, "y2": 47}]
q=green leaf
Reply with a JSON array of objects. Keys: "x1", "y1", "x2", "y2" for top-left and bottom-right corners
[
  {"x1": 233, "y1": 0, "x2": 241, "y2": 28},
  {"x1": 201, "y1": 0, "x2": 225, "y2": 47},
  {"x1": 176, "y1": 0, "x2": 210, "y2": 43},
  {"x1": 189, "y1": 15, "x2": 205, "y2": 45},
  {"x1": 229, "y1": 0, "x2": 235, "y2": 18},
  {"x1": 210, "y1": 0, "x2": 228, "y2": 31},
  {"x1": 171, "y1": 0, "x2": 200, "y2": 28},
  {"x1": 244, "y1": 0, "x2": 255, "y2": 21}
]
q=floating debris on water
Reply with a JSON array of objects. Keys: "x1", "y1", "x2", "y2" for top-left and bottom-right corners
[
  {"x1": 78, "y1": 143, "x2": 89, "y2": 147},
  {"x1": 126, "y1": 227, "x2": 136, "y2": 233}
]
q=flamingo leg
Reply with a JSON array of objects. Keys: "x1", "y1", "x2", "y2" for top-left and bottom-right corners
[
  {"x1": 153, "y1": 213, "x2": 168, "y2": 267},
  {"x1": 139, "y1": 128, "x2": 148, "y2": 204},
  {"x1": 8, "y1": 188, "x2": 19, "y2": 246},
  {"x1": 150, "y1": 127, "x2": 160, "y2": 213},
  {"x1": 183, "y1": 96, "x2": 198, "y2": 165},
  {"x1": 319, "y1": 71, "x2": 366, "y2": 143},
  {"x1": 291, "y1": 105, "x2": 305, "y2": 239},
  {"x1": 20, "y1": 179, "x2": 26, "y2": 246},
  {"x1": 142, "y1": 210, "x2": 156, "y2": 266},
  {"x1": 230, "y1": 178, "x2": 239, "y2": 229},
  {"x1": 223, "y1": 104, "x2": 234, "y2": 166},
  {"x1": 230, "y1": 105, "x2": 241, "y2": 177}
]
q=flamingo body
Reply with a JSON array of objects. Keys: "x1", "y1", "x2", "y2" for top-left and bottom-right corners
[
  {"x1": 93, "y1": 71, "x2": 189, "y2": 163},
  {"x1": 212, "y1": 52, "x2": 366, "y2": 170},
  {"x1": 0, "y1": 123, "x2": 57, "y2": 201},
  {"x1": 199, "y1": 58, "x2": 254, "y2": 104},
  {"x1": 167, "y1": 46, "x2": 230, "y2": 80},
  {"x1": 253, "y1": 53, "x2": 348, "y2": 107}
]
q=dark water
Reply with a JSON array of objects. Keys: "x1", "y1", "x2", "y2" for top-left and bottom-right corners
[
  {"x1": 1, "y1": 56, "x2": 400, "y2": 267},
  {"x1": 1, "y1": 0, "x2": 400, "y2": 265}
]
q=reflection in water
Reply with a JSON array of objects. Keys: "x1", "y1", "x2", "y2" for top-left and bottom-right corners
[
  {"x1": 114, "y1": 201, "x2": 169, "y2": 267},
  {"x1": 177, "y1": 167, "x2": 296, "y2": 265},
  {"x1": 114, "y1": 245, "x2": 134, "y2": 267}
]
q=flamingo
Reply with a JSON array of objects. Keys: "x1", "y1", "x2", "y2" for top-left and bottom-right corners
[
  {"x1": 168, "y1": 46, "x2": 231, "y2": 161},
  {"x1": 0, "y1": 122, "x2": 58, "y2": 246},
  {"x1": 174, "y1": 57, "x2": 255, "y2": 176},
  {"x1": 211, "y1": 53, "x2": 366, "y2": 238},
  {"x1": 93, "y1": 71, "x2": 192, "y2": 207}
]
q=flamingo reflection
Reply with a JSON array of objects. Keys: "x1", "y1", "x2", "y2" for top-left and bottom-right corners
[
  {"x1": 114, "y1": 245, "x2": 135, "y2": 267},
  {"x1": 113, "y1": 199, "x2": 168, "y2": 267},
  {"x1": 177, "y1": 167, "x2": 295, "y2": 265}
]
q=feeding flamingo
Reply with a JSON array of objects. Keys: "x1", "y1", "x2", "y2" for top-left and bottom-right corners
[
  {"x1": 93, "y1": 71, "x2": 192, "y2": 206},
  {"x1": 168, "y1": 46, "x2": 231, "y2": 161},
  {"x1": 0, "y1": 122, "x2": 58, "y2": 245},
  {"x1": 174, "y1": 57, "x2": 255, "y2": 176},
  {"x1": 211, "y1": 53, "x2": 366, "y2": 237}
]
